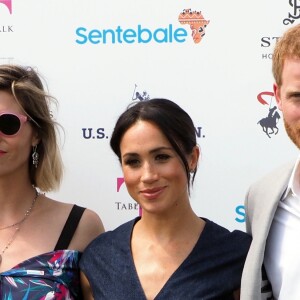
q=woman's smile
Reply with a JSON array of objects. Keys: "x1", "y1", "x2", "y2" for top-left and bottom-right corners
[{"x1": 139, "y1": 186, "x2": 167, "y2": 200}]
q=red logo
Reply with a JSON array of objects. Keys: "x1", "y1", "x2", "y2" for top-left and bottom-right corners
[{"x1": 257, "y1": 91, "x2": 274, "y2": 105}]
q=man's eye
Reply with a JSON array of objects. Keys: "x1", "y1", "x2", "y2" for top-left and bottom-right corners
[{"x1": 290, "y1": 93, "x2": 300, "y2": 99}]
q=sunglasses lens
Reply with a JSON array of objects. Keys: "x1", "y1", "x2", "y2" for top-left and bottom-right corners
[{"x1": 0, "y1": 114, "x2": 21, "y2": 135}]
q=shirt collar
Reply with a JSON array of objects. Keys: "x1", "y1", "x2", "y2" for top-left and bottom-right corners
[{"x1": 282, "y1": 155, "x2": 300, "y2": 200}]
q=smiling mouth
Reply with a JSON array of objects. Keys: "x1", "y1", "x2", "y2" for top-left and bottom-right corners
[{"x1": 140, "y1": 187, "x2": 165, "y2": 199}]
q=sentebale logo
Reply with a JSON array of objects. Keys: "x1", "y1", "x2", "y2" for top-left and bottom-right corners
[
  {"x1": 0, "y1": 0, "x2": 12, "y2": 14},
  {"x1": 75, "y1": 8, "x2": 209, "y2": 45}
]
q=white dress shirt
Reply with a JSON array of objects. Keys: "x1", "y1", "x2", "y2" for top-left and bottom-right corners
[{"x1": 264, "y1": 156, "x2": 300, "y2": 299}]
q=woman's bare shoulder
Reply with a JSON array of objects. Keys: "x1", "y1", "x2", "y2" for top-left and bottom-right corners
[
  {"x1": 72, "y1": 207, "x2": 105, "y2": 251},
  {"x1": 39, "y1": 196, "x2": 105, "y2": 251}
]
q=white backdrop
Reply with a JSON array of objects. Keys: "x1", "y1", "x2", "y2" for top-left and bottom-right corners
[{"x1": 1, "y1": 0, "x2": 299, "y2": 231}]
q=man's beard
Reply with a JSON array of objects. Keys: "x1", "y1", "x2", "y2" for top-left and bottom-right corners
[{"x1": 284, "y1": 119, "x2": 300, "y2": 149}]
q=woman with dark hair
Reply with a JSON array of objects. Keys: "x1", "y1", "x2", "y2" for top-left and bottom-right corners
[
  {"x1": 0, "y1": 64, "x2": 104, "y2": 298},
  {"x1": 80, "y1": 98, "x2": 251, "y2": 299}
]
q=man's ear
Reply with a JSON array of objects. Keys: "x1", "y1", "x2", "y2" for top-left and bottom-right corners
[{"x1": 274, "y1": 83, "x2": 282, "y2": 111}]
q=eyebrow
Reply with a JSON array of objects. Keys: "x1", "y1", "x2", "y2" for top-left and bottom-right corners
[
  {"x1": 286, "y1": 89, "x2": 300, "y2": 98},
  {"x1": 149, "y1": 146, "x2": 173, "y2": 154},
  {"x1": 122, "y1": 146, "x2": 174, "y2": 158}
]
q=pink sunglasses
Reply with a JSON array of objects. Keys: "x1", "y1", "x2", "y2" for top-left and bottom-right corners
[{"x1": 0, "y1": 112, "x2": 28, "y2": 136}]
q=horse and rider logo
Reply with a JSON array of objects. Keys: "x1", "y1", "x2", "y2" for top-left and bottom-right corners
[
  {"x1": 257, "y1": 91, "x2": 281, "y2": 138},
  {"x1": 132, "y1": 84, "x2": 150, "y2": 101}
]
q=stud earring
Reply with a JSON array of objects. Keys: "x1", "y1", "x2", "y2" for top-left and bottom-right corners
[{"x1": 32, "y1": 145, "x2": 39, "y2": 168}]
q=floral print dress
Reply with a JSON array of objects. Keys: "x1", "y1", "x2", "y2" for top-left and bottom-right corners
[{"x1": 0, "y1": 250, "x2": 82, "y2": 300}]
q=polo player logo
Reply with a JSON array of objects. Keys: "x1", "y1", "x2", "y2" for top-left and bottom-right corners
[
  {"x1": 0, "y1": 0, "x2": 12, "y2": 14},
  {"x1": 257, "y1": 91, "x2": 281, "y2": 138},
  {"x1": 132, "y1": 84, "x2": 150, "y2": 101},
  {"x1": 257, "y1": 107, "x2": 281, "y2": 138}
]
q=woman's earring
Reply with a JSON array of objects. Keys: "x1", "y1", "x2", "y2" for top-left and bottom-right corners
[{"x1": 32, "y1": 145, "x2": 39, "y2": 168}]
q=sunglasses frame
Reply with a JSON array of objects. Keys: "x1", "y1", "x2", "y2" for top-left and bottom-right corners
[{"x1": 0, "y1": 111, "x2": 28, "y2": 137}]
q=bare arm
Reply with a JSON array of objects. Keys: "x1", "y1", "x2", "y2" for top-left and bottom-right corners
[
  {"x1": 69, "y1": 208, "x2": 105, "y2": 251},
  {"x1": 81, "y1": 271, "x2": 94, "y2": 300},
  {"x1": 77, "y1": 209, "x2": 104, "y2": 299}
]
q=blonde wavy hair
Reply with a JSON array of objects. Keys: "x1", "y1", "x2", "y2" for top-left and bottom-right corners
[{"x1": 0, "y1": 64, "x2": 63, "y2": 191}]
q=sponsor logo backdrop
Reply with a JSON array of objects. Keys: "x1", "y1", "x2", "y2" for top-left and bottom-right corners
[{"x1": 1, "y1": 0, "x2": 299, "y2": 231}]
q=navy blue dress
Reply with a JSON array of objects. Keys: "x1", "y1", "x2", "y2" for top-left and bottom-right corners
[{"x1": 80, "y1": 217, "x2": 251, "y2": 300}]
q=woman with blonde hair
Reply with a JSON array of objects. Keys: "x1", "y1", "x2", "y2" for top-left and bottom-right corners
[{"x1": 0, "y1": 64, "x2": 104, "y2": 298}]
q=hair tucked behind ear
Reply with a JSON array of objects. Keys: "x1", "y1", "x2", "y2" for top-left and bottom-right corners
[{"x1": 110, "y1": 98, "x2": 199, "y2": 192}]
